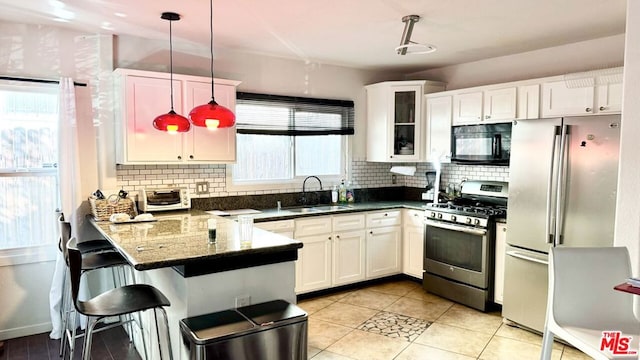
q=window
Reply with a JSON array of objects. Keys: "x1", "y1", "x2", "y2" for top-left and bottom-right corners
[
  {"x1": 0, "y1": 82, "x2": 59, "y2": 254},
  {"x1": 230, "y1": 93, "x2": 354, "y2": 188}
]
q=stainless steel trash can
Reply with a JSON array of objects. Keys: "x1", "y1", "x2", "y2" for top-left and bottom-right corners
[{"x1": 180, "y1": 300, "x2": 308, "y2": 360}]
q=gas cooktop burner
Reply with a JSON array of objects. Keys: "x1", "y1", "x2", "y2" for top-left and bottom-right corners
[{"x1": 427, "y1": 202, "x2": 507, "y2": 218}]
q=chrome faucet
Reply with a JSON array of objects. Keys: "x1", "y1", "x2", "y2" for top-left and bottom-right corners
[{"x1": 301, "y1": 176, "x2": 323, "y2": 205}]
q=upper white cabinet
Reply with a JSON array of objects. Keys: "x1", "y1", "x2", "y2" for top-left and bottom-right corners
[
  {"x1": 452, "y1": 87, "x2": 516, "y2": 125},
  {"x1": 483, "y1": 87, "x2": 517, "y2": 122},
  {"x1": 452, "y1": 91, "x2": 483, "y2": 125},
  {"x1": 366, "y1": 80, "x2": 445, "y2": 162},
  {"x1": 541, "y1": 68, "x2": 622, "y2": 117},
  {"x1": 541, "y1": 80, "x2": 595, "y2": 117},
  {"x1": 114, "y1": 68, "x2": 241, "y2": 165},
  {"x1": 425, "y1": 95, "x2": 452, "y2": 163},
  {"x1": 516, "y1": 84, "x2": 540, "y2": 119}
]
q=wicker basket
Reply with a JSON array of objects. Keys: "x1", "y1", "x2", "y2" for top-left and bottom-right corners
[{"x1": 89, "y1": 197, "x2": 138, "y2": 221}]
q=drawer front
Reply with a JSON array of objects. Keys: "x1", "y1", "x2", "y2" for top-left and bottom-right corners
[
  {"x1": 295, "y1": 216, "x2": 332, "y2": 237},
  {"x1": 332, "y1": 214, "x2": 366, "y2": 232},
  {"x1": 366, "y1": 210, "x2": 402, "y2": 228},
  {"x1": 255, "y1": 219, "x2": 295, "y2": 232},
  {"x1": 403, "y1": 209, "x2": 424, "y2": 227}
]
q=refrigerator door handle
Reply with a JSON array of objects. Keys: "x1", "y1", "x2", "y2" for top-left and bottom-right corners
[
  {"x1": 554, "y1": 124, "x2": 570, "y2": 246},
  {"x1": 545, "y1": 126, "x2": 561, "y2": 244},
  {"x1": 506, "y1": 250, "x2": 549, "y2": 265}
]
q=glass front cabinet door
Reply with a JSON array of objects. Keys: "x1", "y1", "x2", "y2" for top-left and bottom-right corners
[{"x1": 366, "y1": 81, "x2": 428, "y2": 162}]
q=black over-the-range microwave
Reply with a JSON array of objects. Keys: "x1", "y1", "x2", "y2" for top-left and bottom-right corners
[{"x1": 450, "y1": 122, "x2": 512, "y2": 166}]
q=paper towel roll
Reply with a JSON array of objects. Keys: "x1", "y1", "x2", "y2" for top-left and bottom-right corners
[{"x1": 390, "y1": 166, "x2": 416, "y2": 176}]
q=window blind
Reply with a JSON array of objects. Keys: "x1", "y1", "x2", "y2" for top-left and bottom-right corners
[{"x1": 236, "y1": 92, "x2": 354, "y2": 136}]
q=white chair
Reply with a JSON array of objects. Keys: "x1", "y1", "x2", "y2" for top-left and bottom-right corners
[{"x1": 541, "y1": 247, "x2": 640, "y2": 360}]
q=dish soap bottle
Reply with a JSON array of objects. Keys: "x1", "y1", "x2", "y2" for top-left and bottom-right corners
[
  {"x1": 331, "y1": 185, "x2": 338, "y2": 204},
  {"x1": 338, "y1": 180, "x2": 347, "y2": 204},
  {"x1": 346, "y1": 181, "x2": 355, "y2": 203}
]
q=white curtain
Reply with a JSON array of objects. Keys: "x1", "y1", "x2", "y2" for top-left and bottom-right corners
[{"x1": 49, "y1": 77, "x2": 84, "y2": 339}]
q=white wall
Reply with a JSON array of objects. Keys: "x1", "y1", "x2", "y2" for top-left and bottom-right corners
[
  {"x1": 615, "y1": 2, "x2": 640, "y2": 274},
  {"x1": 407, "y1": 34, "x2": 625, "y2": 90}
]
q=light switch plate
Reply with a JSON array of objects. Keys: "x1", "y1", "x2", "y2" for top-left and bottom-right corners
[{"x1": 195, "y1": 181, "x2": 209, "y2": 194}]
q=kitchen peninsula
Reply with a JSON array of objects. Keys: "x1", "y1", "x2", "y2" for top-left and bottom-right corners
[{"x1": 91, "y1": 214, "x2": 302, "y2": 360}]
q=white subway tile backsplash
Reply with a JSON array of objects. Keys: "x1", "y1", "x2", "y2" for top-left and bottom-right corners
[{"x1": 115, "y1": 161, "x2": 509, "y2": 198}]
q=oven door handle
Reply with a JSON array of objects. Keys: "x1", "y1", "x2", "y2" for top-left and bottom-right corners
[
  {"x1": 425, "y1": 220, "x2": 487, "y2": 236},
  {"x1": 506, "y1": 250, "x2": 549, "y2": 265}
]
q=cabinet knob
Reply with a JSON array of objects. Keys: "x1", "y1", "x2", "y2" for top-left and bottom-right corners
[
  {"x1": 369, "y1": 231, "x2": 373, "y2": 235},
  {"x1": 384, "y1": 213, "x2": 388, "y2": 216},
  {"x1": 177, "y1": 155, "x2": 182, "y2": 160},
  {"x1": 599, "y1": 106, "x2": 606, "y2": 111},
  {"x1": 336, "y1": 235, "x2": 340, "y2": 239},
  {"x1": 503, "y1": 227, "x2": 507, "y2": 232},
  {"x1": 485, "y1": 115, "x2": 491, "y2": 119},
  {"x1": 585, "y1": 107, "x2": 592, "y2": 112},
  {"x1": 189, "y1": 155, "x2": 194, "y2": 159},
  {"x1": 328, "y1": 236, "x2": 332, "y2": 240}
]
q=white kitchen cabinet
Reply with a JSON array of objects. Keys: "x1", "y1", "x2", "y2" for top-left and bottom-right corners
[
  {"x1": 114, "y1": 68, "x2": 240, "y2": 165},
  {"x1": 294, "y1": 216, "x2": 332, "y2": 293},
  {"x1": 366, "y1": 211, "x2": 402, "y2": 279},
  {"x1": 541, "y1": 80, "x2": 596, "y2": 117},
  {"x1": 183, "y1": 80, "x2": 237, "y2": 162},
  {"x1": 254, "y1": 219, "x2": 295, "y2": 238},
  {"x1": 332, "y1": 214, "x2": 366, "y2": 286},
  {"x1": 296, "y1": 233, "x2": 332, "y2": 293},
  {"x1": 425, "y1": 95, "x2": 452, "y2": 163},
  {"x1": 452, "y1": 91, "x2": 483, "y2": 125},
  {"x1": 402, "y1": 209, "x2": 425, "y2": 279},
  {"x1": 596, "y1": 81, "x2": 623, "y2": 114},
  {"x1": 453, "y1": 88, "x2": 516, "y2": 125},
  {"x1": 365, "y1": 80, "x2": 445, "y2": 162},
  {"x1": 494, "y1": 222, "x2": 507, "y2": 305},
  {"x1": 517, "y1": 84, "x2": 540, "y2": 119},
  {"x1": 483, "y1": 87, "x2": 516, "y2": 122}
]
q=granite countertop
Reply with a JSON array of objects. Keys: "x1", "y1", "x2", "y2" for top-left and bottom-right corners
[
  {"x1": 246, "y1": 201, "x2": 430, "y2": 222},
  {"x1": 91, "y1": 214, "x2": 302, "y2": 276}
]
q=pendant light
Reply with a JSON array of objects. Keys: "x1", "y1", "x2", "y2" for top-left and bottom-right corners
[
  {"x1": 189, "y1": 0, "x2": 236, "y2": 129},
  {"x1": 153, "y1": 12, "x2": 191, "y2": 134}
]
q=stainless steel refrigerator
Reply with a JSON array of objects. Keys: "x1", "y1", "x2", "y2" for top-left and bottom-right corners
[{"x1": 502, "y1": 115, "x2": 621, "y2": 333}]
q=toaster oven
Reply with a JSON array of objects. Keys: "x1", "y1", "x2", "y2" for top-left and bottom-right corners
[{"x1": 138, "y1": 187, "x2": 191, "y2": 212}]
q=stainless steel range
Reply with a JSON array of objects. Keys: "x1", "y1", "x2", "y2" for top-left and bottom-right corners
[{"x1": 423, "y1": 180, "x2": 508, "y2": 311}]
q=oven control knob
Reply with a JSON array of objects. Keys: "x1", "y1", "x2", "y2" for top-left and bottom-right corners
[
  {"x1": 474, "y1": 219, "x2": 481, "y2": 225},
  {"x1": 450, "y1": 215, "x2": 457, "y2": 221},
  {"x1": 430, "y1": 212, "x2": 436, "y2": 218},
  {"x1": 437, "y1": 213, "x2": 443, "y2": 219},
  {"x1": 466, "y1": 218, "x2": 472, "y2": 224}
]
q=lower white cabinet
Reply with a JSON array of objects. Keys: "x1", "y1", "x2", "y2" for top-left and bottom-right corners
[
  {"x1": 366, "y1": 211, "x2": 402, "y2": 279},
  {"x1": 402, "y1": 209, "x2": 424, "y2": 279},
  {"x1": 296, "y1": 233, "x2": 332, "y2": 293},
  {"x1": 332, "y1": 229, "x2": 366, "y2": 286},
  {"x1": 295, "y1": 216, "x2": 333, "y2": 293},
  {"x1": 494, "y1": 222, "x2": 507, "y2": 305}
]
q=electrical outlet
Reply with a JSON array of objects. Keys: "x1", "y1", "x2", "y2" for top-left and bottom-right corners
[
  {"x1": 235, "y1": 295, "x2": 251, "y2": 308},
  {"x1": 391, "y1": 175, "x2": 397, "y2": 184},
  {"x1": 195, "y1": 181, "x2": 209, "y2": 194}
]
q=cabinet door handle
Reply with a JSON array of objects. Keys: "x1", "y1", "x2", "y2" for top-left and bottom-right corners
[
  {"x1": 177, "y1": 155, "x2": 182, "y2": 160},
  {"x1": 585, "y1": 107, "x2": 592, "y2": 112},
  {"x1": 189, "y1": 155, "x2": 194, "y2": 159},
  {"x1": 599, "y1": 106, "x2": 606, "y2": 111}
]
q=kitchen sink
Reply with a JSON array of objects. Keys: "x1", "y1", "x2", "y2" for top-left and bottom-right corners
[
  {"x1": 284, "y1": 205, "x2": 351, "y2": 213},
  {"x1": 285, "y1": 207, "x2": 322, "y2": 213}
]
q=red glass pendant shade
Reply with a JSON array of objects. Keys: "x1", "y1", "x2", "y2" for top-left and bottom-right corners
[
  {"x1": 153, "y1": 110, "x2": 191, "y2": 134},
  {"x1": 189, "y1": 99, "x2": 236, "y2": 129}
]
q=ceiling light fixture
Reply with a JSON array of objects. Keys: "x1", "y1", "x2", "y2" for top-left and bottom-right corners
[
  {"x1": 153, "y1": 12, "x2": 191, "y2": 134},
  {"x1": 396, "y1": 15, "x2": 436, "y2": 55},
  {"x1": 189, "y1": 0, "x2": 235, "y2": 130}
]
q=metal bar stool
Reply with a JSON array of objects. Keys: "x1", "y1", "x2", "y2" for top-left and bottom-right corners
[
  {"x1": 67, "y1": 239, "x2": 173, "y2": 360},
  {"x1": 58, "y1": 220, "x2": 136, "y2": 360}
]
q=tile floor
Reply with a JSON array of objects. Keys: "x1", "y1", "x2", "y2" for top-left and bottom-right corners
[{"x1": 297, "y1": 279, "x2": 593, "y2": 360}]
